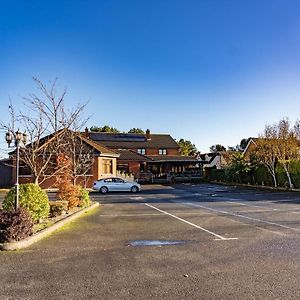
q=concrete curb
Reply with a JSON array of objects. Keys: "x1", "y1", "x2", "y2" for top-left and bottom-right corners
[
  {"x1": 210, "y1": 181, "x2": 300, "y2": 192},
  {"x1": 0, "y1": 202, "x2": 100, "y2": 251}
]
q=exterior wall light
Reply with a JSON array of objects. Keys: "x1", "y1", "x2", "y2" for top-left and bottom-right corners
[{"x1": 5, "y1": 129, "x2": 27, "y2": 210}]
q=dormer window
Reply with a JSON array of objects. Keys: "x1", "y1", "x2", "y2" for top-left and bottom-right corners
[
  {"x1": 137, "y1": 148, "x2": 146, "y2": 155},
  {"x1": 159, "y1": 149, "x2": 167, "y2": 155}
]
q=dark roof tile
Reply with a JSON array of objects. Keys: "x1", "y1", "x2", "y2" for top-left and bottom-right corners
[
  {"x1": 79, "y1": 135, "x2": 119, "y2": 156},
  {"x1": 87, "y1": 132, "x2": 179, "y2": 149},
  {"x1": 117, "y1": 150, "x2": 151, "y2": 162}
]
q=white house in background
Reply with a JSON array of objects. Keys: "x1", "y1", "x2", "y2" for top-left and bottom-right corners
[
  {"x1": 197, "y1": 153, "x2": 222, "y2": 169},
  {"x1": 197, "y1": 151, "x2": 236, "y2": 170}
]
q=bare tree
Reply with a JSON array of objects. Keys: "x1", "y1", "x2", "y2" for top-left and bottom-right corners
[
  {"x1": 276, "y1": 118, "x2": 298, "y2": 188},
  {"x1": 254, "y1": 125, "x2": 279, "y2": 188},
  {"x1": 63, "y1": 130, "x2": 95, "y2": 187},
  {"x1": 1, "y1": 77, "x2": 90, "y2": 186},
  {"x1": 254, "y1": 119, "x2": 300, "y2": 189},
  {"x1": 293, "y1": 119, "x2": 300, "y2": 140}
]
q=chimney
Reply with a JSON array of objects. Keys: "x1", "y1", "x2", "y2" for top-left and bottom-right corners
[
  {"x1": 84, "y1": 127, "x2": 89, "y2": 138},
  {"x1": 146, "y1": 129, "x2": 151, "y2": 140}
]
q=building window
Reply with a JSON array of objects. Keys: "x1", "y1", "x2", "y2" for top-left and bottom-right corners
[
  {"x1": 102, "y1": 159, "x2": 113, "y2": 174},
  {"x1": 137, "y1": 148, "x2": 146, "y2": 155},
  {"x1": 159, "y1": 149, "x2": 167, "y2": 155}
]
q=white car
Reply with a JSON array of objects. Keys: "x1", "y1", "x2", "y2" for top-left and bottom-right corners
[{"x1": 93, "y1": 177, "x2": 141, "y2": 194}]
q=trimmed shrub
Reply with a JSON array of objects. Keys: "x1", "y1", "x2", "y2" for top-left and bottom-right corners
[
  {"x1": 57, "y1": 182, "x2": 81, "y2": 209},
  {"x1": 0, "y1": 208, "x2": 33, "y2": 243},
  {"x1": 49, "y1": 200, "x2": 68, "y2": 217},
  {"x1": 56, "y1": 172, "x2": 91, "y2": 209},
  {"x1": 3, "y1": 184, "x2": 50, "y2": 223},
  {"x1": 79, "y1": 188, "x2": 91, "y2": 208}
]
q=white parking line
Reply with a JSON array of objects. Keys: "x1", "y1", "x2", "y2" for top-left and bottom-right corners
[
  {"x1": 182, "y1": 202, "x2": 300, "y2": 232},
  {"x1": 100, "y1": 213, "x2": 162, "y2": 217},
  {"x1": 145, "y1": 203, "x2": 238, "y2": 241},
  {"x1": 99, "y1": 212, "x2": 215, "y2": 217},
  {"x1": 129, "y1": 197, "x2": 145, "y2": 200},
  {"x1": 227, "y1": 201, "x2": 279, "y2": 211},
  {"x1": 194, "y1": 193, "x2": 300, "y2": 213}
]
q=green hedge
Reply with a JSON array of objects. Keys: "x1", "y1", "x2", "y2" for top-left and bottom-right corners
[
  {"x1": 254, "y1": 166, "x2": 273, "y2": 186},
  {"x1": 3, "y1": 184, "x2": 50, "y2": 223},
  {"x1": 79, "y1": 187, "x2": 91, "y2": 208},
  {"x1": 290, "y1": 161, "x2": 300, "y2": 188},
  {"x1": 209, "y1": 160, "x2": 300, "y2": 189}
]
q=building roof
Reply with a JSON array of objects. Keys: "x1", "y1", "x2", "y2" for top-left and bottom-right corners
[
  {"x1": 197, "y1": 151, "x2": 239, "y2": 165},
  {"x1": 117, "y1": 150, "x2": 151, "y2": 162},
  {"x1": 79, "y1": 135, "x2": 119, "y2": 157},
  {"x1": 242, "y1": 137, "x2": 262, "y2": 157},
  {"x1": 0, "y1": 158, "x2": 11, "y2": 162},
  {"x1": 218, "y1": 150, "x2": 240, "y2": 165},
  {"x1": 86, "y1": 132, "x2": 179, "y2": 149},
  {"x1": 12, "y1": 128, "x2": 119, "y2": 158},
  {"x1": 149, "y1": 155, "x2": 200, "y2": 163},
  {"x1": 197, "y1": 152, "x2": 220, "y2": 163}
]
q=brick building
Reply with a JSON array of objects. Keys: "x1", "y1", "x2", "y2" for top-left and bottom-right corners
[
  {"x1": 1, "y1": 128, "x2": 201, "y2": 188},
  {"x1": 2, "y1": 130, "x2": 119, "y2": 189},
  {"x1": 84, "y1": 128, "x2": 201, "y2": 179}
]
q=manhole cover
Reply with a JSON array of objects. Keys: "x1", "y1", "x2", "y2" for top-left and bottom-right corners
[{"x1": 129, "y1": 240, "x2": 186, "y2": 247}]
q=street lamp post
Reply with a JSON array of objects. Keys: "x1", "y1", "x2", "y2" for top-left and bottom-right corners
[{"x1": 5, "y1": 129, "x2": 27, "y2": 210}]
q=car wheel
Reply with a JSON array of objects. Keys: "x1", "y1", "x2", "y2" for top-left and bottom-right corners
[
  {"x1": 100, "y1": 186, "x2": 108, "y2": 194},
  {"x1": 131, "y1": 186, "x2": 139, "y2": 193}
]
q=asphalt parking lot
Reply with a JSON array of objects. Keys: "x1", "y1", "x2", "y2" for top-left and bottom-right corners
[{"x1": 1, "y1": 183, "x2": 300, "y2": 299}]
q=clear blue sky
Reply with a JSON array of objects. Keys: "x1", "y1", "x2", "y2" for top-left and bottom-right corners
[{"x1": 1, "y1": 0, "x2": 300, "y2": 154}]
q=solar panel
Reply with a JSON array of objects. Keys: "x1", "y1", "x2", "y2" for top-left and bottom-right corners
[{"x1": 89, "y1": 133, "x2": 146, "y2": 142}]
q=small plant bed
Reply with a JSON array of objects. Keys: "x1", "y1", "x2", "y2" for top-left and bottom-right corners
[
  {"x1": 0, "y1": 183, "x2": 98, "y2": 251},
  {"x1": 32, "y1": 204, "x2": 91, "y2": 234}
]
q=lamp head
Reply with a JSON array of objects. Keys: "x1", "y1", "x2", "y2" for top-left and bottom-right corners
[
  {"x1": 15, "y1": 130, "x2": 23, "y2": 142},
  {"x1": 5, "y1": 131, "x2": 13, "y2": 146},
  {"x1": 22, "y1": 131, "x2": 27, "y2": 144}
]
